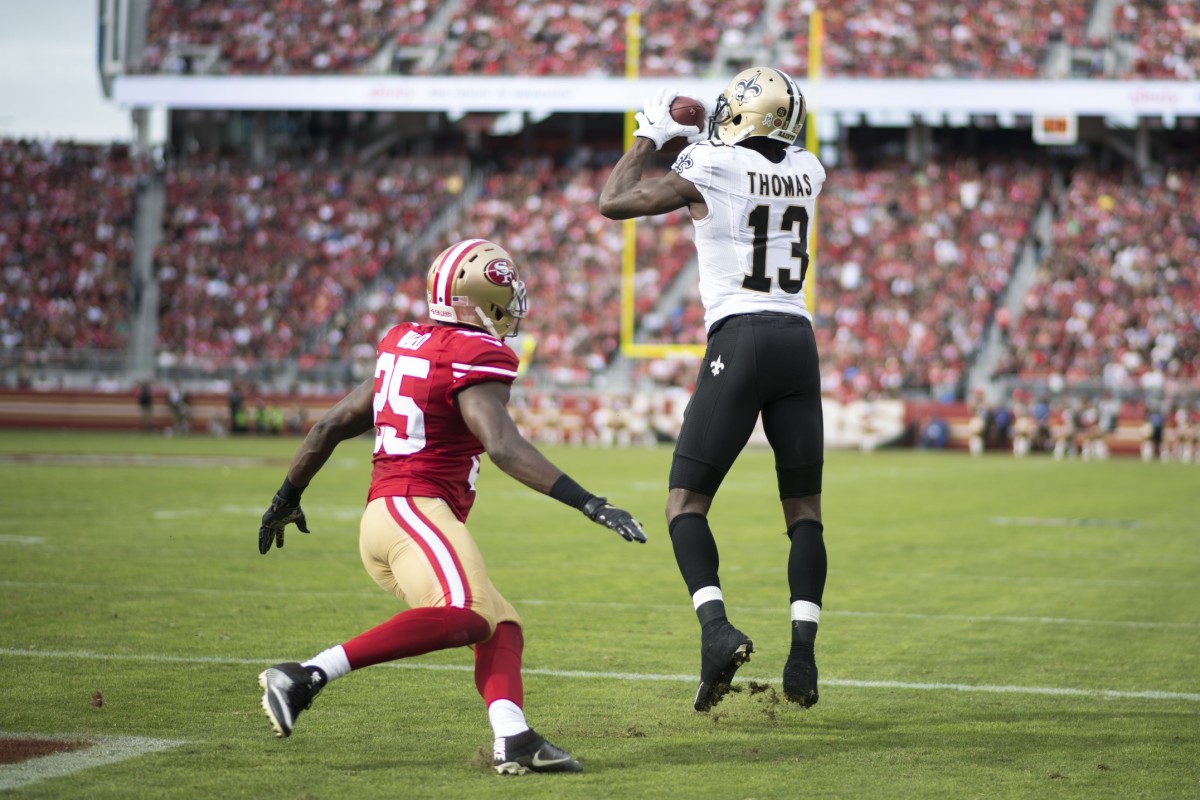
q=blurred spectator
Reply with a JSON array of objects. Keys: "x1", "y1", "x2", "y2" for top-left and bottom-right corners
[{"x1": 137, "y1": 380, "x2": 154, "y2": 428}]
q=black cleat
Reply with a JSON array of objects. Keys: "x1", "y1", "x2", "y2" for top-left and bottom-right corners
[
  {"x1": 493, "y1": 729, "x2": 582, "y2": 775},
  {"x1": 258, "y1": 662, "x2": 325, "y2": 738},
  {"x1": 782, "y1": 654, "x2": 819, "y2": 707},
  {"x1": 693, "y1": 625, "x2": 754, "y2": 712}
]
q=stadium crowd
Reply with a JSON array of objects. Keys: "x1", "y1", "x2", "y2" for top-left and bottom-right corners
[
  {"x1": 153, "y1": 152, "x2": 466, "y2": 372},
  {"x1": 992, "y1": 163, "x2": 1200, "y2": 397},
  {"x1": 327, "y1": 156, "x2": 697, "y2": 386},
  {"x1": 137, "y1": 0, "x2": 1200, "y2": 80},
  {"x1": 819, "y1": 157, "x2": 1047, "y2": 400},
  {"x1": 775, "y1": 0, "x2": 1091, "y2": 79},
  {"x1": 642, "y1": 156, "x2": 1049, "y2": 400},
  {"x1": 0, "y1": 140, "x2": 145, "y2": 362},
  {"x1": 1113, "y1": 1, "x2": 1200, "y2": 79},
  {"x1": 9, "y1": 138, "x2": 1198, "y2": 412},
  {"x1": 142, "y1": 0, "x2": 432, "y2": 74},
  {"x1": 440, "y1": 0, "x2": 761, "y2": 77}
]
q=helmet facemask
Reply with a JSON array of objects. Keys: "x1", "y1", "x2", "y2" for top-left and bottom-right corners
[{"x1": 472, "y1": 276, "x2": 526, "y2": 339}]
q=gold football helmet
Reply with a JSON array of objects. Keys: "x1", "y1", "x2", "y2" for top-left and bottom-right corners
[
  {"x1": 427, "y1": 238, "x2": 527, "y2": 339},
  {"x1": 709, "y1": 67, "x2": 806, "y2": 146}
]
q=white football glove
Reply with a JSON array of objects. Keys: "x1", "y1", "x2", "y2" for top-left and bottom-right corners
[{"x1": 633, "y1": 88, "x2": 702, "y2": 151}]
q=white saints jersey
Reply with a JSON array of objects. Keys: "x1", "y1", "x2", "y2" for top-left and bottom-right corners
[{"x1": 671, "y1": 140, "x2": 826, "y2": 331}]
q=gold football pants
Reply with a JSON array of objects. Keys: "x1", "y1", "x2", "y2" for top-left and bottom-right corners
[{"x1": 359, "y1": 496, "x2": 521, "y2": 633}]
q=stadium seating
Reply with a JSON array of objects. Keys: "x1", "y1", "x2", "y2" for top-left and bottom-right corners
[
  {"x1": 437, "y1": 0, "x2": 760, "y2": 77},
  {"x1": 814, "y1": 157, "x2": 1047, "y2": 399},
  {"x1": 7, "y1": 134, "x2": 1195, "y2": 412},
  {"x1": 775, "y1": 0, "x2": 1091, "y2": 78},
  {"x1": 137, "y1": 0, "x2": 1200, "y2": 80},
  {"x1": 0, "y1": 140, "x2": 144, "y2": 362},
  {"x1": 142, "y1": 0, "x2": 432, "y2": 74},
  {"x1": 1112, "y1": 1, "x2": 1200, "y2": 79},
  {"x1": 993, "y1": 163, "x2": 1200, "y2": 394},
  {"x1": 153, "y1": 153, "x2": 466, "y2": 371},
  {"x1": 639, "y1": 156, "x2": 1049, "y2": 399}
]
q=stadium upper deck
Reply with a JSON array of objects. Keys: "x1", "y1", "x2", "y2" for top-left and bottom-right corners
[{"x1": 133, "y1": 0, "x2": 1197, "y2": 80}]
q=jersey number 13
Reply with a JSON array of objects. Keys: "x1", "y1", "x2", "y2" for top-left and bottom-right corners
[{"x1": 742, "y1": 204, "x2": 810, "y2": 294}]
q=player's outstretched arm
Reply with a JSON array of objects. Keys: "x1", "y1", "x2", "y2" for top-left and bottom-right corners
[
  {"x1": 458, "y1": 381, "x2": 647, "y2": 543},
  {"x1": 598, "y1": 141, "x2": 703, "y2": 220},
  {"x1": 258, "y1": 378, "x2": 376, "y2": 554}
]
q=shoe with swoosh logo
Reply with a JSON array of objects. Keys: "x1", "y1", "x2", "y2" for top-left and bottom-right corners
[
  {"x1": 258, "y1": 662, "x2": 326, "y2": 738},
  {"x1": 493, "y1": 729, "x2": 582, "y2": 775}
]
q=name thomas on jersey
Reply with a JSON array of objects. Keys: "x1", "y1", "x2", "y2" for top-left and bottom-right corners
[{"x1": 744, "y1": 170, "x2": 815, "y2": 198}]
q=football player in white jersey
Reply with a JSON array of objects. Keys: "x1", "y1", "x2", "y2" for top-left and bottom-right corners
[{"x1": 600, "y1": 67, "x2": 827, "y2": 713}]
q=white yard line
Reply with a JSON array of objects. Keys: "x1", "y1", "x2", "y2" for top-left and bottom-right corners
[
  {"x1": 1, "y1": 648, "x2": 1196, "y2": 703},
  {"x1": 0, "y1": 733, "x2": 185, "y2": 791},
  {"x1": 515, "y1": 599, "x2": 1200, "y2": 630},
  {"x1": 2, "y1": 580, "x2": 1196, "y2": 629},
  {"x1": 989, "y1": 516, "x2": 1142, "y2": 529}
]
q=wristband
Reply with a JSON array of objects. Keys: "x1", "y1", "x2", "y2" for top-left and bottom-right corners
[
  {"x1": 277, "y1": 477, "x2": 305, "y2": 504},
  {"x1": 549, "y1": 474, "x2": 596, "y2": 511}
]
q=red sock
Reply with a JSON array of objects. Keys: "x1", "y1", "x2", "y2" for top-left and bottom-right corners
[
  {"x1": 342, "y1": 606, "x2": 490, "y2": 670},
  {"x1": 474, "y1": 622, "x2": 524, "y2": 707}
]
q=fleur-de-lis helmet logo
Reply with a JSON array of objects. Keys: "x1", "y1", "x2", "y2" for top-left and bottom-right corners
[{"x1": 734, "y1": 73, "x2": 762, "y2": 104}]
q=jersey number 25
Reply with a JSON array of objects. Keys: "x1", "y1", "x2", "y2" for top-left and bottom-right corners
[{"x1": 374, "y1": 352, "x2": 429, "y2": 455}]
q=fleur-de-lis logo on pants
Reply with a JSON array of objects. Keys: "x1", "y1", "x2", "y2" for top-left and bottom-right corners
[{"x1": 710, "y1": 355, "x2": 725, "y2": 376}]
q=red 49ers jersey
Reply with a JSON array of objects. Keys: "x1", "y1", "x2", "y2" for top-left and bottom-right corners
[{"x1": 366, "y1": 322, "x2": 519, "y2": 521}]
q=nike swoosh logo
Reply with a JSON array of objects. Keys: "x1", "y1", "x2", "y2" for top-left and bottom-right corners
[{"x1": 531, "y1": 751, "x2": 573, "y2": 768}]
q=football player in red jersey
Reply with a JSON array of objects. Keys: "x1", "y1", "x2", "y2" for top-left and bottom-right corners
[{"x1": 255, "y1": 239, "x2": 646, "y2": 775}]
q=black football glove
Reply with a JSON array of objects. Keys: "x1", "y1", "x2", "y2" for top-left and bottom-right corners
[
  {"x1": 258, "y1": 492, "x2": 310, "y2": 554},
  {"x1": 582, "y1": 497, "x2": 647, "y2": 543}
]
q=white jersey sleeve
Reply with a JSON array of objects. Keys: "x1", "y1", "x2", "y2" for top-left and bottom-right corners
[{"x1": 672, "y1": 141, "x2": 826, "y2": 331}]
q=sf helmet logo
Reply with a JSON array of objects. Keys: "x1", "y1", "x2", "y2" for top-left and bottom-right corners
[
  {"x1": 483, "y1": 259, "x2": 515, "y2": 286},
  {"x1": 734, "y1": 74, "x2": 762, "y2": 103}
]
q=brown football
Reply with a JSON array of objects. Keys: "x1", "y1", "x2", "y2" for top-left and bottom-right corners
[{"x1": 670, "y1": 95, "x2": 706, "y2": 128}]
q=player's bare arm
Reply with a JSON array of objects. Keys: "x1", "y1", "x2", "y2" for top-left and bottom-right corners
[
  {"x1": 259, "y1": 377, "x2": 376, "y2": 554},
  {"x1": 457, "y1": 379, "x2": 562, "y2": 493},
  {"x1": 598, "y1": 138, "x2": 705, "y2": 220},
  {"x1": 459, "y1": 379, "x2": 647, "y2": 543},
  {"x1": 286, "y1": 377, "x2": 376, "y2": 488}
]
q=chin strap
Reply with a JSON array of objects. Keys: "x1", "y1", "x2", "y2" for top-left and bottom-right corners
[{"x1": 474, "y1": 307, "x2": 504, "y2": 339}]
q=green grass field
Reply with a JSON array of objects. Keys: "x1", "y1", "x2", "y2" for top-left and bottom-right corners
[{"x1": 1, "y1": 430, "x2": 1198, "y2": 799}]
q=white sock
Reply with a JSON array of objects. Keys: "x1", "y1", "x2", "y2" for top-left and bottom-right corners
[
  {"x1": 791, "y1": 600, "x2": 821, "y2": 624},
  {"x1": 303, "y1": 645, "x2": 352, "y2": 682},
  {"x1": 692, "y1": 585, "x2": 723, "y2": 610},
  {"x1": 488, "y1": 699, "x2": 529, "y2": 739}
]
